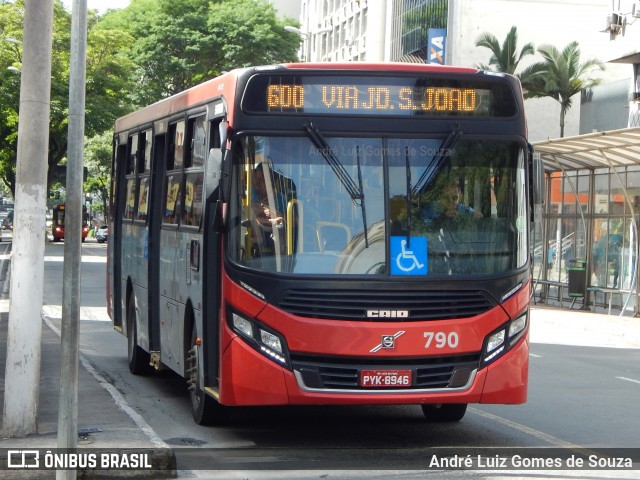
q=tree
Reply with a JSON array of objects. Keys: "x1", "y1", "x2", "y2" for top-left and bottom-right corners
[
  {"x1": 0, "y1": 0, "x2": 302, "y2": 197},
  {"x1": 0, "y1": 0, "x2": 27, "y2": 197},
  {"x1": 83, "y1": 131, "x2": 112, "y2": 221},
  {"x1": 474, "y1": 25, "x2": 536, "y2": 79},
  {"x1": 208, "y1": 0, "x2": 300, "y2": 70},
  {"x1": 105, "y1": 0, "x2": 300, "y2": 105},
  {"x1": 0, "y1": 0, "x2": 135, "y2": 198},
  {"x1": 522, "y1": 41, "x2": 604, "y2": 137}
]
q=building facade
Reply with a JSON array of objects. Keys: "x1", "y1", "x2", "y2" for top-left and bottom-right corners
[
  {"x1": 297, "y1": 0, "x2": 633, "y2": 142},
  {"x1": 298, "y1": 0, "x2": 388, "y2": 61}
]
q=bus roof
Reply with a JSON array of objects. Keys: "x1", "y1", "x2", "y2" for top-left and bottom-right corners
[
  {"x1": 278, "y1": 62, "x2": 480, "y2": 75},
  {"x1": 114, "y1": 62, "x2": 491, "y2": 134}
]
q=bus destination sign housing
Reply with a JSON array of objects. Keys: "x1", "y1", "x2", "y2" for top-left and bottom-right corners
[{"x1": 242, "y1": 73, "x2": 517, "y2": 117}]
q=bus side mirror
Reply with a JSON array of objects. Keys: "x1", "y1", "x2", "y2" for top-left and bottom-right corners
[
  {"x1": 212, "y1": 199, "x2": 224, "y2": 233},
  {"x1": 220, "y1": 150, "x2": 232, "y2": 203},
  {"x1": 532, "y1": 150, "x2": 545, "y2": 206},
  {"x1": 207, "y1": 147, "x2": 227, "y2": 233},
  {"x1": 207, "y1": 147, "x2": 222, "y2": 193}
]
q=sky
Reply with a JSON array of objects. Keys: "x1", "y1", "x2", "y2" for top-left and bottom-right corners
[{"x1": 62, "y1": 0, "x2": 131, "y2": 14}]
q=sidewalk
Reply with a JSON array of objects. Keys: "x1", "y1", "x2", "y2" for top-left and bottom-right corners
[
  {"x1": 530, "y1": 303, "x2": 640, "y2": 349},
  {"x1": 0, "y1": 251, "x2": 176, "y2": 478}
]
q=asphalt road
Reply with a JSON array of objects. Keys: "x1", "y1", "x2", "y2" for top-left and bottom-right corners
[{"x1": 11, "y1": 241, "x2": 640, "y2": 478}]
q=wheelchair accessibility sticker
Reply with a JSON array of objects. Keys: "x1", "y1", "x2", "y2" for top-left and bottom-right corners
[{"x1": 391, "y1": 236, "x2": 427, "y2": 275}]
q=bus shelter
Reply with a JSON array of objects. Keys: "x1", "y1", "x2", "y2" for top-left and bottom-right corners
[{"x1": 532, "y1": 127, "x2": 640, "y2": 316}]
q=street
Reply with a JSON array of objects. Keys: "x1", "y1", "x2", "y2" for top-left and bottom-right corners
[{"x1": 2, "y1": 240, "x2": 639, "y2": 478}]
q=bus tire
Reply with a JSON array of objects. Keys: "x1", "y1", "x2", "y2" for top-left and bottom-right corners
[
  {"x1": 421, "y1": 403, "x2": 467, "y2": 422},
  {"x1": 187, "y1": 323, "x2": 228, "y2": 426},
  {"x1": 127, "y1": 295, "x2": 152, "y2": 375}
]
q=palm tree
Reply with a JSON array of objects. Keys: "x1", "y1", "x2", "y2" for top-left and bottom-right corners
[
  {"x1": 475, "y1": 25, "x2": 535, "y2": 75},
  {"x1": 522, "y1": 41, "x2": 604, "y2": 137}
]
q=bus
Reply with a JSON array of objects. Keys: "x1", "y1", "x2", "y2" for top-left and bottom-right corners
[
  {"x1": 51, "y1": 204, "x2": 90, "y2": 242},
  {"x1": 108, "y1": 62, "x2": 543, "y2": 425}
]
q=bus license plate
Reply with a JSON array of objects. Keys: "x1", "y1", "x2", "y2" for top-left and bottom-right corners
[{"x1": 360, "y1": 369, "x2": 412, "y2": 388}]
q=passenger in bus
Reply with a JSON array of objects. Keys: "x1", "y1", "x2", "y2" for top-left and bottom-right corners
[
  {"x1": 249, "y1": 163, "x2": 286, "y2": 256},
  {"x1": 251, "y1": 163, "x2": 286, "y2": 227},
  {"x1": 420, "y1": 180, "x2": 481, "y2": 228}
]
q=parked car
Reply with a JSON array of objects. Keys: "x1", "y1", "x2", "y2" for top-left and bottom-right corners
[
  {"x1": 95, "y1": 225, "x2": 108, "y2": 243},
  {"x1": 2, "y1": 210, "x2": 13, "y2": 230}
]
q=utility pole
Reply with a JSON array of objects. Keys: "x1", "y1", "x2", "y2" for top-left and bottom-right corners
[
  {"x1": 2, "y1": 0, "x2": 54, "y2": 437},
  {"x1": 445, "y1": 0, "x2": 458, "y2": 66},
  {"x1": 57, "y1": 1, "x2": 87, "y2": 479}
]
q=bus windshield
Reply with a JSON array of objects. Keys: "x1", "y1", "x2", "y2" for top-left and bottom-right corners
[{"x1": 228, "y1": 135, "x2": 528, "y2": 276}]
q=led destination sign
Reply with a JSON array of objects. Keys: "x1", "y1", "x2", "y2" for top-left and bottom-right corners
[{"x1": 243, "y1": 74, "x2": 517, "y2": 117}]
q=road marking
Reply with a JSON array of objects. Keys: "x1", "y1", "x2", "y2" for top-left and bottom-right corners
[
  {"x1": 470, "y1": 408, "x2": 580, "y2": 448},
  {"x1": 42, "y1": 315, "x2": 169, "y2": 449},
  {"x1": 529, "y1": 353, "x2": 542, "y2": 358},
  {"x1": 44, "y1": 255, "x2": 106, "y2": 263},
  {"x1": 616, "y1": 376, "x2": 640, "y2": 385},
  {"x1": 42, "y1": 304, "x2": 110, "y2": 322},
  {"x1": 471, "y1": 408, "x2": 618, "y2": 464}
]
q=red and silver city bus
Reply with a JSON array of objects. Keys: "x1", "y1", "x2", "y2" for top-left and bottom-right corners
[
  {"x1": 108, "y1": 63, "x2": 541, "y2": 425},
  {"x1": 51, "y1": 204, "x2": 90, "y2": 242}
]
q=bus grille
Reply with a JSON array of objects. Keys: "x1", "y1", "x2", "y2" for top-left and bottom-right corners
[
  {"x1": 277, "y1": 289, "x2": 494, "y2": 320},
  {"x1": 291, "y1": 353, "x2": 480, "y2": 390}
]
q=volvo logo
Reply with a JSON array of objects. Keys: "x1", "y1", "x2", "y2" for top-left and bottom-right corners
[
  {"x1": 367, "y1": 310, "x2": 410, "y2": 318},
  {"x1": 370, "y1": 331, "x2": 405, "y2": 353}
]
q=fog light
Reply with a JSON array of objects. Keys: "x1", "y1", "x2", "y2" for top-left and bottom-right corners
[
  {"x1": 260, "y1": 329, "x2": 283, "y2": 354},
  {"x1": 232, "y1": 313, "x2": 253, "y2": 338}
]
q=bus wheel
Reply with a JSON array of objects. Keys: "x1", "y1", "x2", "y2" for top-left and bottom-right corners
[
  {"x1": 421, "y1": 404, "x2": 467, "y2": 422},
  {"x1": 187, "y1": 323, "x2": 227, "y2": 425},
  {"x1": 127, "y1": 296, "x2": 152, "y2": 375}
]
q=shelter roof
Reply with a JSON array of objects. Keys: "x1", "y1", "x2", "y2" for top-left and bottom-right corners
[{"x1": 533, "y1": 127, "x2": 640, "y2": 173}]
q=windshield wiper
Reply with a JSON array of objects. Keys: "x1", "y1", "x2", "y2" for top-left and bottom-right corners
[
  {"x1": 411, "y1": 123, "x2": 463, "y2": 197},
  {"x1": 304, "y1": 122, "x2": 369, "y2": 248}
]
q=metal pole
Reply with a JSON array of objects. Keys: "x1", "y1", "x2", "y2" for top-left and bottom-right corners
[
  {"x1": 57, "y1": 1, "x2": 87, "y2": 479},
  {"x1": 2, "y1": 0, "x2": 53, "y2": 437},
  {"x1": 445, "y1": 0, "x2": 456, "y2": 65}
]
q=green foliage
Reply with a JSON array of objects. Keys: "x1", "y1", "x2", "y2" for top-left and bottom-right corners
[
  {"x1": 83, "y1": 131, "x2": 112, "y2": 219},
  {"x1": 474, "y1": 26, "x2": 535, "y2": 76},
  {"x1": 208, "y1": 0, "x2": 300, "y2": 70},
  {"x1": 0, "y1": 0, "x2": 135, "y2": 196},
  {"x1": 521, "y1": 41, "x2": 604, "y2": 137},
  {"x1": 0, "y1": 0, "x2": 27, "y2": 197},
  {"x1": 475, "y1": 27, "x2": 605, "y2": 138},
  {"x1": 0, "y1": 0, "x2": 302, "y2": 197},
  {"x1": 109, "y1": 0, "x2": 300, "y2": 105}
]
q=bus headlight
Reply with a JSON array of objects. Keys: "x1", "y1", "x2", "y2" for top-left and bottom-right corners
[
  {"x1": 260, "y1": 330, "x2": 283, "y2": 354},
  {"x1": 485, "y1": 330, "x2": 505, "y2": 358},
  {"x1": 229, "y1": 309, "x2": 290, "y2": 368},
  {"x1": 232, "y1": 313, "x2": 253, "y2": 338},
  {"x1": 508, "y1": 315, "x2": 527, "y2": 340},
  {"x1": 481, "y1": 311, "x2": 528, "y2": 367}
]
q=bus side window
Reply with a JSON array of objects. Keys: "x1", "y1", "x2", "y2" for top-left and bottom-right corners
[
  {"x1": 124, "y1": 134, "x2": 139, "y2": 220},
  {"x1": 135, "y1": 177, "x2": 150, "y2": 222},
  {"x1": 183, "y1": 172, "x2": 204, "y2": 227},
  {"x1": 124, "y1": 178, "x2": 136, "y2": 219},
  {"x1": 173, "y1": 121, "x2": 185, "y2": 169},
  {"x1": 187, "y1": 116, "x2": 206, "y2": 169},
  {"x1": 127, "y1": 134, "x2": 138, "y2": 175},
  {"x1": 163, "y1": 173, "x2": 182, "y2": 224},
  {"x1": 134, "y1": 130, "x2": 152, "y2": 223}
]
